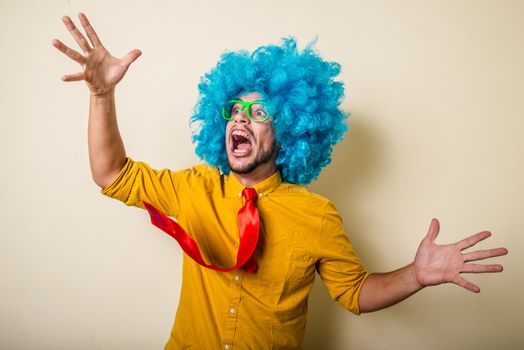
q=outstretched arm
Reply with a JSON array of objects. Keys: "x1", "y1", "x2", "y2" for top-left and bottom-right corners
[
  {"x1": 52, "y1": 13, "x2": 141, "y2": 188},
  {"x1": 358, "y1": 219, "x2": 508, "y2": 313}
]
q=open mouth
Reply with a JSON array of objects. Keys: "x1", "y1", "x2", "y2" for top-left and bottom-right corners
[{"x1": 231, "y1": 129, "x2": 253, "y2": 156}]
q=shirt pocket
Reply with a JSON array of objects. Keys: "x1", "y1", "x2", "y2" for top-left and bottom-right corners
[{"x1": 255, "y1": 245, "x2": 314, "y2": 306}]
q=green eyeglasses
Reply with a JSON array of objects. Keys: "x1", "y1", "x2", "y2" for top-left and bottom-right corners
[{"x1": 221, "y1": 99, "x2": 270, "y2": 123}]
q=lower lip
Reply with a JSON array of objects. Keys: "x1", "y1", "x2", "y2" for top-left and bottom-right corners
[{"x1": 232, "y1": 147, "x2": 252, "y2": 157}]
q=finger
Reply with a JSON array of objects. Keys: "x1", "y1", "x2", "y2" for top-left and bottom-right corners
[
  {"x1": 52, "y1": 39, "x2": 86, "y2": 64},
  {"x1": 457, "y1": 230, "x2": 492, "y2": 251},
  {"x1": 120, "y1": 49, "x2": 142, "y2": 68},
  {"x1": 461, "y1": 263, "x2": 504, "y2": 273},
  {"x1": 463, "y1": 247, "x2": 508, "y2": 262},
  {"x1": 424, "y1": 218, "x2": 440, "y2": 243},
  {"x1": 453, "y1": 275, "x2": 480, "y2": 293},
  {"x1": 78, "y1": 12, "x2": 102, "y2": 48},
  {"x1": 62, "y1": 15, "x2": 92, "y2": 53},
  {"x1": 61, "y1": 71, "x2": 86, "y2": 82}
]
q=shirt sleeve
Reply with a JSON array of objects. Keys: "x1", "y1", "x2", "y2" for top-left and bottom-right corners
[
  {"x1": 316, "y1": 201, "x2": 369, "y2": 315},
  {"x1": 100, "y1": 157, "x2": 192, "y2": 218}
]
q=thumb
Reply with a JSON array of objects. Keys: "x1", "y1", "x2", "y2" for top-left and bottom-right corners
[
  {"x1": 121, "y1": 49, "x2": 142, "y2": 68},
  {"x1": 424, "y1": 218, "x2": 440, "y2": 243}
]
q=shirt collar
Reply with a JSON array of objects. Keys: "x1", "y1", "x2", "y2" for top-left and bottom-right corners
[{"x1": 224, "y1": 170, "x2": 282, "y2": 199}]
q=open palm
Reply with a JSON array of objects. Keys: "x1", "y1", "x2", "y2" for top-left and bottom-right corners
[
  {"x1": 414, "y1": 219, "x2": 507, "y2": 292},
  {"x1": 52, "y1": 13, "x2": 141, "y2": 95}
]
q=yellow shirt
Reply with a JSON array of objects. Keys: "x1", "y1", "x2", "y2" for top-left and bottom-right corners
[{"x1": 102, "y1": 158, "x2": 369, "y2": 349}]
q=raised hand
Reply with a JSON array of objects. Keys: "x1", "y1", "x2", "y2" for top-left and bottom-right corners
[
  {"x1": 52, "y1": 13, "x2": 141, "y2": 96},
  {"x1": 414, "y1": 219, "x2": 508, "y2": 293}
]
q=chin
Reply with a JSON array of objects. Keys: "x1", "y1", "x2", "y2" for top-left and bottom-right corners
[
  {"x1": 227, "y1": 157, "x2": 258, "y2": 175},
  {"x1": 226, "y1": 141, "x2": 278, "y2": 176}
]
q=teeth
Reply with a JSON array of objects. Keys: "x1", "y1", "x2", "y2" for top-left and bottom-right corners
[{"x1": 232, "y1": 130, "x2": 249, "y2": 140}]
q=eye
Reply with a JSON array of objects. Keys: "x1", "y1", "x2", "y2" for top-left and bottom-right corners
[
  {"x1": 232, "y1": 107, "x2": 242, "y2": 115},
  {"x1": 252, "y1": 108, "x2": 268, "y2": 121}
]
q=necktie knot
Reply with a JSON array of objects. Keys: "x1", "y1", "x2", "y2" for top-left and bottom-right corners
[{"x1": 242, "y1": 187, "x2": 258, "y2": 202}]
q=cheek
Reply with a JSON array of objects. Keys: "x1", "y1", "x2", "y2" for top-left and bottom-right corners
[
  {"x1": 225, "y1": 123, "x2": 233, "y2": 142},
  {"x1": 260, "y1": 129, "x2": 276, "y2": 149}
]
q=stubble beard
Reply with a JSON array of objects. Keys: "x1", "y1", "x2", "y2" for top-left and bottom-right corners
[{"x1": 227, "y1": 141, "x2": 278, "y2": 175}]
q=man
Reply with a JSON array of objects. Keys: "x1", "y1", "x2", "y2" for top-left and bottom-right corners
[{"x1": 53, "y1": 13, "x2": 508, "y2": 349}]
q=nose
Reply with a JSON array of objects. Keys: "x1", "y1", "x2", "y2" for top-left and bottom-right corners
[{"x1": 233, "y1": 107, "x2": 251, "y2": 124}]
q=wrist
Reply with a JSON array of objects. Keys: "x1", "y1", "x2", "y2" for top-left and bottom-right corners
[
  {"x1": 406, "y1": 263, "x2": 425, "y2": 291},
  {"x1": 90, "y1": 87, "x2": 115, "y2": 99}
]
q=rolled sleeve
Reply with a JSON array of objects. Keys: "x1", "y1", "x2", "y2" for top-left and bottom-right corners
[{"x1": 316, "y1": 201, "x2": 369, "y2": 315}]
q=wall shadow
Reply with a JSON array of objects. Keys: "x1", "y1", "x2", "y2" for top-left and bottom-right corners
[{"x1": 302, "y1": 111, "x2": 384, "y2": 349}]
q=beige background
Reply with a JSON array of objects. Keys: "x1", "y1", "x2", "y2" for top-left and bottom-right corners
[{"x1": 0, "y1": 0, "x2": 522, "y2": 349}]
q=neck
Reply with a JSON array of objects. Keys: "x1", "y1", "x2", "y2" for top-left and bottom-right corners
[{"x1": 232, "y1": 163, "x2": 278, "y2": 187}]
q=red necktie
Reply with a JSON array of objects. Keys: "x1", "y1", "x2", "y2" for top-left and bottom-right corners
[{"x1": 142, "y1": 187, "x2": 260, "y2": 273}]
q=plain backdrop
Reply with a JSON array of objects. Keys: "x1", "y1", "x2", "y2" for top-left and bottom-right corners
[{"x1": 0, "y1": 0, "x2": 522, "y2": 349}]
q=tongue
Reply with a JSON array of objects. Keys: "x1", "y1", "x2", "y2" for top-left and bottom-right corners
[{"x1": 237, "y1": 143, "x2": 251, "y2": 150}]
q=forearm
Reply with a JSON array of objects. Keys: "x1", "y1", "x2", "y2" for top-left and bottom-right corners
[
  {"x1": 88, "y1": 88, "x2": 126, "y2": 188},
  {"x1": 358, "y1": 263, "x2": 424, "y2": 313}
]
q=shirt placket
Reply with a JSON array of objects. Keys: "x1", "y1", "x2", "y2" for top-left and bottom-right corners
[{"x1": 223, "y1": 270, "x2": 244, "y2": 350}]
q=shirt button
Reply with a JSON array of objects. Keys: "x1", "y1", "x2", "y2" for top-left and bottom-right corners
[
  {"x1": 234, "y1": 275, "x2": 240, "y2": 281},
  {"x1": 258, "y1": 192, "x2": 263, "y2": 198},
  {"x1": 238, "y1": 192, "x2": 242, "y2": 198},
  {"x1": 224, "y1": 345, "x2": 230, "y2": 349},
  {"x1": 229, "y1": 308, "x2": 235, "y2": 314}
]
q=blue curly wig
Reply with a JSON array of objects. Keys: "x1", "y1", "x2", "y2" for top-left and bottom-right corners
[{"x1": 190, "y1": 37, "x2": 348, "y2": 185}]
